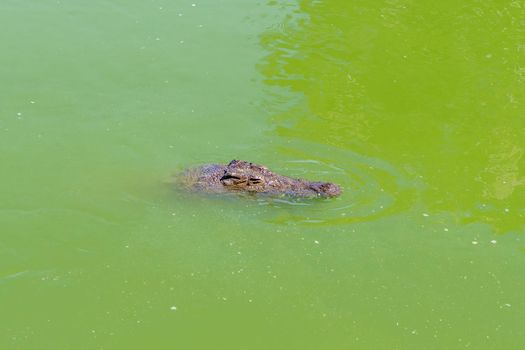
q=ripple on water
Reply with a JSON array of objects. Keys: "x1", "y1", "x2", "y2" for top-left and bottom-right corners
[{"x1": 257, "y1": 144, "x2": 422, "y2": 226}]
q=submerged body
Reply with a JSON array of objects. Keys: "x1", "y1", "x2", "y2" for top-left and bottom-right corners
[{"x1": 177, "y1": 160, "x2": 341, "y2": 198}]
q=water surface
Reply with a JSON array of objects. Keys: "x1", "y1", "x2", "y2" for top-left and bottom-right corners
[{"x1": 1, "y1": 0, "x2": 524, "y2": 349}]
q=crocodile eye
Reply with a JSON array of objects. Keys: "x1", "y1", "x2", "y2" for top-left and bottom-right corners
[
  {"x1": 220, "y1": 174, "x2": 241, "y2": 181},
  {"x1": 220, "y1": 174, "x2": 249, "y2": 187}
]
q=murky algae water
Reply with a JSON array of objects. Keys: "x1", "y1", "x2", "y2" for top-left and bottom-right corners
[{"x1": 1, "y1": 0, "x2": 524, "y2": 349}]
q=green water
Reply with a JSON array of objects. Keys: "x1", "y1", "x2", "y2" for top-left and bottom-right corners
[{"x1": 1, "y1": 0, "x2": 524, "y2": 349}]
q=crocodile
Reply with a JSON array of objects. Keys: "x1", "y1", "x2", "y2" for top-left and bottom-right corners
[{"x1": 176, "y1": 159, "x2": 341, "y2": 198}]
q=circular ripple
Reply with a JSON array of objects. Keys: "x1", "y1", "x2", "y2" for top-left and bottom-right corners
[{"x1": 256, "y1": 144, "x2": 422, "y2": 226}]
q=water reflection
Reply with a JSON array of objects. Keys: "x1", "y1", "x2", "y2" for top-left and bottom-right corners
[{"x1": 259, "y1": 1, "x2": 525, "y2": 233}]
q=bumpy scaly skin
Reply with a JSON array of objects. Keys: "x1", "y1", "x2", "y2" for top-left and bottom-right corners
[{"x1": 177, "y1": 160, "x2": 341, "y2": 198}]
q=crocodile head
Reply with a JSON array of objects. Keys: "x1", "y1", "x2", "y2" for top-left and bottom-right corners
[{"x1": 218, "y1": 159, "x2": 341, "y2": 197}]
